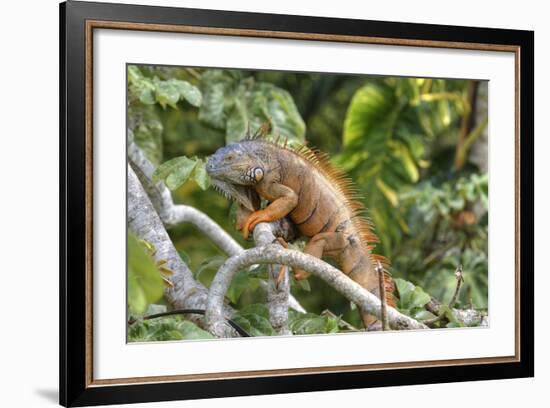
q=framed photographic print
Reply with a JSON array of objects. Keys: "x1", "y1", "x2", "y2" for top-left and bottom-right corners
[{"x1": 60, "y1": 0, "x2": 534, "y2": 406}]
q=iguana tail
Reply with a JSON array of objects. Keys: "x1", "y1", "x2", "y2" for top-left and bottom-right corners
[{"x1": 345, "y1": 249, "x2": 396, "y2": 329}]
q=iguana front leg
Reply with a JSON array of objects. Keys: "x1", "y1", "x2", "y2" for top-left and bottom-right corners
[{"x1": 242, "y1": 183, "x2": 298, "y2": 239}]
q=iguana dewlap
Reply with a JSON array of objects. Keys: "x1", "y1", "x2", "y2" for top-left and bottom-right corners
[{"x1": 206, "y1": 135, "x2": 395, "y2": 329}]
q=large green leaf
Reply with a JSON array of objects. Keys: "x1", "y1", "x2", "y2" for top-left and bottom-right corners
[
  {"x1": 252, "y1": 82, "x2": 306, "y2": 144},
  {"x1": 129, "y1": 66, "x2": 202, "y2": 110},
  {"x1": 232, "y1": 304, "x2": 275, "y2": 337},
  {"x1": 198, "y1": 69, "x2": 305, "y2": 144},
  {"x1": 171, "y1": 79, "x2": 202, "y2": 107},
  {"x1": 394, "y1": 278, "x2": 431, "y2": 316},
  {"x1": 191, "y1": 158, "x2": 211, "y2": 190},
  {"x1": 152, "y1": 156, "x2": 198, "y2": 190},
  {"x1": 226, "y1": 270, "x2": 261, "y2": 304},
  {"x1": 288, "y1": 312, "x2": 339, "y2": 335},
  {"x1": 343, "y1": 83, "x2": 396, "y2": 147},
  {"x1": 177, "y1": 320, "x2": 215, "y2": 340},
  {"x1": 154, "y1": 78, "x2": 181, "y2": 109},
  {"x1": 127, "y1": 232, "x2": 164, "y2": 315},
  {"x1": 128, "y1": 316, "x2": 214, "y2": 342},
  {"x1": 198, "y1": 70, "x2": 241, "y2": 129}
]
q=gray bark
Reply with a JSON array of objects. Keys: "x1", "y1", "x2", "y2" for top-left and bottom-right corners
[
  {"x1": 127, "y1": 165, "x2": 217, "y2": 327},
  {"x1": 205, "y1": 242, "x2": 428, "y2": 337},
  {"x1": 426, "y1": 298, "x2": 488, "y2": 327},
  {"x1": 253, "y1": 223, "x2": 291, "y2": 335}
]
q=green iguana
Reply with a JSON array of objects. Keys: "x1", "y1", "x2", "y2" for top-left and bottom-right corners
[{"x1": 206, "y1": 128, "x2": 395, "y2": 329}]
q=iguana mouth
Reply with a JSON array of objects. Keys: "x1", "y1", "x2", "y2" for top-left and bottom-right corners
[{"x1": 210, "y1": 179, "x2": 256, "y2": 212}]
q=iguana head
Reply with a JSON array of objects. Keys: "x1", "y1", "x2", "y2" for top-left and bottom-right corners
[{"x1": 206, "y1": 142, "x2": 265, "y2": 211}]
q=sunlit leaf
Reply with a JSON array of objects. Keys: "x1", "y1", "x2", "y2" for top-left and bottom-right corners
[
  {"x1": 177, "y1": 320, "x2": 215, "y2": 340},
  {"x1": 376, "y1": 177, "x2": 399, "y2": 207},
  {"x1": 171, "y1": 79, "x2": 202, "y2": 107},
  {"x1": 198, "y1": 70, "x2": 305, "y2": 144},
  {"x1": 154, "y1": 78, "x2": 180, "y2": 109},
  {"x1": 395, "y1": 278, "x2": 431, "y2": 315},
  {"x1": 191, "y1": 158, "x2": 211, "y2": 190},
  {"x1": 152, "y1": 156, "x2": 198, "y2": 190},
  {"x1": 127, "y1": 232, "x2": 164, "y2": 315},
  {"x1": 343, "y1": 83, "x2": 395, "y2": 147}
]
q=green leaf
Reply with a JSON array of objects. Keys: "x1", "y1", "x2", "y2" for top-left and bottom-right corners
[
  {"x1": 128, "y1": 65, "x2": 156, "y2": 105},
  {"x1": 199, "y1": 83, "x2": 226, "y2": 128},
  {"x1": 153, "y1": 156, "x2": 198, "y2": 190},
  {"x1": 127, "y1": 232, "x2": 164, "y2": 315},
  {"x1": 177, "y1": 249, "x2": 191, "y2": 265},
  {"x1": 343, "y1": 83, "x2": 395, "y2": 147},
  {"x1": 154, "y1": 78, "x2": 180, "y2": 109},
  {"x1": 198, "y1": 70, "x2": 240, "y2": 129},
  {"x1": 391, "y1": 140, "x2": 419, "y2": 182},
  {"x1": 195, "y1": 256, "x2": 227, "y2": 279},
  {"x1": 139, "y1": 88, "x2": 156, "y2": 105},
  {"x1": 413, "y1": 310, "x2": 436, "y2": 321},
  {"x1": 171, "y1": 79, "x2": 202, "y2": 107},
  {"x1": 296, "y1": 278, "x2": 311, "y2": 292},
  {"x1": 254, "y1": 82, "x2": 306, "y2": 144},
  {"x1": 376, "y1": 177, "x2": 399, "y2": 207},
  {"x1": 176, "y1": 320, "x2": 215, "y2": 340},
  {"x1": 288, "y1": 313, "x2": 339, "y2": 335},
  {"x1": 226, "y1": 98, "x2": 251, "y2": 143},
  {"x1": 145, "y1": 304, "x2": 167, "y2": 315},
  {"x1": 409, "y1": 286, "x2": 432, "y2": 309},
  {"x1": 128, "y1": 316, "x2": 214, "y2": 342},
  {"x1": 395, "y1": 278, "x2": 415, "y2": 308},
  {"x1": 226, "y1": 270, "x2": 250, "y2": 304},
  {"x1": 238, "y1": 303, "x2": 270, "y2": 319},
  {"x1": 395, "y1": 278, "x2": 431, "y2": 313},
  {"x1": 233, "y1": 304, "x2": 275, "y2": 336},
  {"x1": 447, "y1": 195, "x2": 465, "y2": 210},
  {"x1": 191, "y1": 158, "x2": 211, "y2": 190},
  {"x1": 197, "y1": 70, "x2": 305, "y2": 144}
]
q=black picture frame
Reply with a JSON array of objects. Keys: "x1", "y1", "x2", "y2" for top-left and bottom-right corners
[{"x1": 60, "y1": 1, "x2": 534, "y2": 406}]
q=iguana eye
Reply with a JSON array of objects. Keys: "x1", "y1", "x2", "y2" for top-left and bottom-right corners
[{"x1": 253, "y1": 167, "x2": 264, "y2": 182}]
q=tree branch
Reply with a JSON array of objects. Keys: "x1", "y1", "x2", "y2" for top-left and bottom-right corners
[
  {"x1": 205, "y1": 241, "x2": 428, "y2": 337},
  {"x1": 425, "y1": 298, "x2": 488, "y2": 327},
  {"x1": 128, "y1": 137, "x2": 242, "y2": 254},
  {"x1": 253, "y1": 223, "x2": 291, "y2": 335},
  {"x1": 128, "y1": 165, "x2": 231, "y2": 329},
  {"x1": 128, "y1": 137, "x2": 306, "y2": 315}
]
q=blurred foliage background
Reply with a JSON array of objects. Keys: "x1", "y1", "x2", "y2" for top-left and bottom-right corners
[{"x1": 127, "y1": 64, "x2": 488, "y2": 340}]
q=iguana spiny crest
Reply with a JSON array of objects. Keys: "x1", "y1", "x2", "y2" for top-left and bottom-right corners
[{"x1": 206, "y1": 129, "x2": 395, "y2": 329}]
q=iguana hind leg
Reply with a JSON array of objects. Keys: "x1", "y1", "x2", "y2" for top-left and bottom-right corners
[{"x1": 293, "y1": 232, "x2": 347, "y2": 280}]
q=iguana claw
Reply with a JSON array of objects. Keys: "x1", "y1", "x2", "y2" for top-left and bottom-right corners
[{"x1": 242, "y1": 209, "x2": 272, "y2": 239}]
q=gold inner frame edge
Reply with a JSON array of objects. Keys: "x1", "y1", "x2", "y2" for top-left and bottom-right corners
[{"x1": 83, "y1": 19, "x2": 522, "y2": 388}]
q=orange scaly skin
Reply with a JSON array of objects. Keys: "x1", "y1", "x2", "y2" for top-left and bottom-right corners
[{"x1": 207, "y1": 136, "x2": 395, "y2": 329}]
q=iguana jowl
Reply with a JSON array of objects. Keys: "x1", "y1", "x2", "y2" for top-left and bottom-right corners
[{"x1": 206, "y1": 131, "x2": 395, "y2": 329}]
